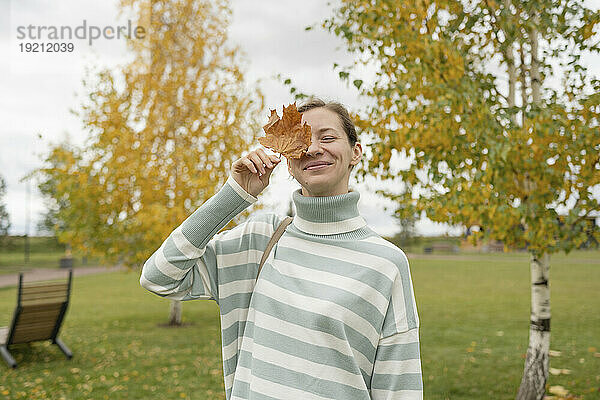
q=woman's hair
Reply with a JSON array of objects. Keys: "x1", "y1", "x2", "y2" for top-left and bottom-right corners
[{"x1": 297, "y1": 98, "x2": 358, "y2": 146}]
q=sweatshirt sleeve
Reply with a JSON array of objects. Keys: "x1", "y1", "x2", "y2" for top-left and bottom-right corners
[
  {"x1": 139, "y1": 175, "x2": 259, "y2": 303},
  {"x1": 370, "y1": 251, "x2": 423, "y2": 399}
]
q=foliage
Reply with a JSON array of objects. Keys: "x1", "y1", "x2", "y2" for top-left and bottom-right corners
[
  {"x1": 0, "y1": 175, "x2": 10, "y2": 244},
  {"x1": 32, "y1": 0, "x2": 264, "y2": 267},
  {"x1": 317, "y1": 0, "x2": 600, "y2": 257}
]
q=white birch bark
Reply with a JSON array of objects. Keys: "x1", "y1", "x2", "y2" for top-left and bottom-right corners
[
  {"x1": 503, "y1": 0, "x2": 517, "y2": 126},
  {"x1": 516, "y1": 252, "x2": 550, "y2": 400},
  {"x1": 169, "y1": 299, "x2": 183, "y2": 326}
]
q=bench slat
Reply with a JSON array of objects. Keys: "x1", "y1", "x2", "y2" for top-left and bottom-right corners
[
  {"x1": 17, "y1": 310, "x2": 62, "y2": 325},
  {"x1": 21, "y1": 287, "x2": 69, "y2": 301},
  {"x1": 11, "y1": 329, "x2": 55, "y2": 344},
  {"x1": 21, "y1": 282, "x2": 68, "y2": 293},
  {"x1": 21, "y1": 296, "x2": 67, "y2": 309}
]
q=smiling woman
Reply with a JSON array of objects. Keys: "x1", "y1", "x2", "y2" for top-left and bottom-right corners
[
  {"x1": 140, "y1": 97, "x2": 423, "y2": 400},
  {"x1": 286, "y1": 99, "x2": 363, "y2": 197}
]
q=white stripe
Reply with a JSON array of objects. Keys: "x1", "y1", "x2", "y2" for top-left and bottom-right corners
[
  {"x1": 274, "y1": 259, "x2": 388, "y2": 315},
  {"x1": 140, "y1": 272, "x2": 171, "y2": 294},
  {"x1": 373, "y1": 359, "x2": 422, "y2": 375},
  {"x1": 293, "y1": 214, "x2": 367, "y2": 235},
  {"x1": 371, "y1": 388, "x2": 423, "y2": 400},
  {"x1": 221, "y1": 307, "x2": 249, "y2": 331},
  {"x1": 171, "y1": 225, "x2": 206, "y2": 258},
  {"x1": 218, "y1": 249, "x2": 263, "y2": 268},
  {"x1": 154, "y1": 243, "x2": 188, "y2": 280},
  {"x1": 241, "y1": 338, "x2": 367, "y2": 390},
  {"x1": 390, "y1": 267, "x2": 409, "y2": 332},
  {"x1": 195, "y1": 260, "x2": 213, "y2": 298},
  {"x1": 252, "y1": 309, "x2": 373, "y2": 374},
  {"x1": 232, "y1": 366, "x2": 332, "y2": 400},
  {"x1": 379, "y1": 328, "x2": 420, "y2": 344},
  {"x1": 215, "y1": 220, "x2": 273, "y2": 242},
  {"x1": 363, "y1": 235, "x2": 405, "y2": 251},
  {"x1": 224, "y1": 371, "x2": 234, "y2": 394},
  {"x1": 219, "y1": 278, "x2": 255, "y2": 299},
  {"x1": 226, "y1": 175, "x2": 258, "y2": 203},
  {"x1": 140, "y1": 266, "x2": 184, "y2": 296},
  {"x1": 281, "y1": 236, "x2": 397, "y2": 280},
  {"x1": 141, "y1": 272, "x2": 201, "y2": 300},
  {"x1": 222, "y1": 338, "x2": 240, "y2": 366},
  {"x1": 256, "y1": 279, "x2": 379, "y2": 346}
]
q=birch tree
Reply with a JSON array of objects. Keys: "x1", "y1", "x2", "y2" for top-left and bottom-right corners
[
  {"x1": 316, "y1": 0, "x2": 600, "y2": 398},
  {"x1": 34, "y1": 0, "x2": 263, "y2": 325}
]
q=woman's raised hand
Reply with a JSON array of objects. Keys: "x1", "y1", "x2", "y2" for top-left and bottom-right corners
[{"x1": 231, "y1": 148, "x2": 281, "y2": 197}]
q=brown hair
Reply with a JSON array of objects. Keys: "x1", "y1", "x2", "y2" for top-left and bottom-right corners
[{"x1": 297, "y1": 98, "x2": 358, "y2": 146}]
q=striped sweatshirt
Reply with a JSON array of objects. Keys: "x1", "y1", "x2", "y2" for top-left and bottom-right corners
[{"x1": 140, "y1": 175, "x2": 422, "y2": 399}]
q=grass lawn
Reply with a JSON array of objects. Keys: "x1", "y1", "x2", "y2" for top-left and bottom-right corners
[
  {"x1": 0, "y1": 236, "x2": 103, "y2": 274},
  {"x1": 0, "y1": 251, "x2": 598, "y2": 399}
]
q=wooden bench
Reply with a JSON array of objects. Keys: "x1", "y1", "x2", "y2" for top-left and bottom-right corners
[
  {"x1": 0, "y1": 269, "x2": 73, "y2": 368},
  {"x1": 423, "y1": 242, "x2": 458, "y2": 253}
]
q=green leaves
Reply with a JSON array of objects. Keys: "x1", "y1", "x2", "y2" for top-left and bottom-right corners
[{"x1": 324, "y1": 0, "x2": 599, "y2": 254}]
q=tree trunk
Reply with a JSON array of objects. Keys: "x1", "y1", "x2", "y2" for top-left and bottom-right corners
[
  {"x1": 502, "y1": 0, "x2": 517, "y2": 127},
  {"x1": 169, "y1": 300, "x2": 183, "y2": 326},
  {"x1": 516, "y1": 252, "x2": 550, "y2": 400}
]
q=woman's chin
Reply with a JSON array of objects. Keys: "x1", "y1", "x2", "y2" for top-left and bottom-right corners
[{"x1": 301, "y1": 181, "x2": 344, "y2": 197}]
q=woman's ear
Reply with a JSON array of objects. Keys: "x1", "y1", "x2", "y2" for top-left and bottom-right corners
[{"x1": 351, "y1": 142, "x2": 363, "y2": 166}]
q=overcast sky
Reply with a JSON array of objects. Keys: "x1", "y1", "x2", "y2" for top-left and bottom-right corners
[{"x1": 0, "y1": 0, "x2": 597, "y2": 238}]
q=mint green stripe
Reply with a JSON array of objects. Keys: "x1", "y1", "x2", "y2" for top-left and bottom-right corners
[
  {"x1": 260, "y1": 265, "x2": 383, "y2": 331},
  {"x1": 217, "y1": 232, "x2": 270, "y2": 255},
  {"x1": 162, "y1": 235, "x2": 197, "y2": 270},
  {"x1": 278, "y1": 246, "x2": 394, "y2": 296},
  {"x1": 371, "y1": 372, "x2": 423, "y2": 391},
  {"x1": 181, "y1": 182, "x2": 251, "y2": 249},
  {"x1": 251, "y1": 291, "x2": 376, "y2": 360},
  {"x1": 238, "y1": 350, "x2": 370, "y2": 399},
  {"x1": 376, "y1": 341, "x2": 421, "y2": 361},
  {"x1": 249, "y1": 322, "x2": 365, "y2": 375},
  {"x1": 222, "y1": 320, "x2": 245, "y2": 347}
]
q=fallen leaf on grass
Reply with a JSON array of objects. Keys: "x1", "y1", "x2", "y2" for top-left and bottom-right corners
[
  {"x1": 550, "y1": 368, "x2": 572, "y2": 375},
  {"x1": 549, "y1": 386, "x2": 569, "y2": 397},
  {"x1": 549, "y1": 350, "x2": 562, "y2": 357},
  {"x1": 258, "y1": 103, "x2": 312, "y2": 159}
]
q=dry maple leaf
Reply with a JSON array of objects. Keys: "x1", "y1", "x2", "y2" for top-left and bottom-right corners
[{"x1": 258, "y1": 102, "x2": 311, "y2": 159}]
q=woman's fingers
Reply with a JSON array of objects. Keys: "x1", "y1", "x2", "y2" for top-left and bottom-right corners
[
  {"x1": 248, "y1": 149, "x2": 280, "y2": 175},
  {"x1": 234, "y1": 149, "x2": 281, "y2": 177},
  {"x1": 241, "y1": 158, "x2": 257, "y2": 174},
  {"x1": 247, "y1": 152, "x2": 265, "y2": 174},
  {"x1": 257, "y1": 148, "x2": 275, "y2": 168}
]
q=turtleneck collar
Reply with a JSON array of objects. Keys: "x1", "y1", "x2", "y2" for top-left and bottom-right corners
[{"x1": 291, "y1": 188, "x2": 367, "y2": 235}]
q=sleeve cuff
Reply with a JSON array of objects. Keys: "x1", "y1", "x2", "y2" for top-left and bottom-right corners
[{"x1": 226, "y1": 174, "x2": 258, "y2": 203}]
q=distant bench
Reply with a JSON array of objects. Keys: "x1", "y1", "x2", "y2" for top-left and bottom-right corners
[
  {"x1": 0, "y1": 270, "x2": 73, "y2": 368},
  {"x1": 423, "y1": 242, "x2": 458, "y2": 253}
]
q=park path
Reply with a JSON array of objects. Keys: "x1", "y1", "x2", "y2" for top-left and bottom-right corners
[{"x1": 0, "y1": 266, "x2": 127, "y2": 288}]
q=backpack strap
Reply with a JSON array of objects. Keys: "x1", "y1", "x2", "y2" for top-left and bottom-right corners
[{"x1": 257, "y1": 216, "x2": 293, "y2": 281}]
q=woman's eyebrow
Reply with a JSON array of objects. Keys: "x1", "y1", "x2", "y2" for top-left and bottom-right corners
[{"x1": 316, "y1": 127, "x2": 337, "y2": 134}]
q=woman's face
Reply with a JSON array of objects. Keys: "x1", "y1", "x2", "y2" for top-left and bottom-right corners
[{"x1": 287, "y1": 107, "x2": 362, "y2": 197}]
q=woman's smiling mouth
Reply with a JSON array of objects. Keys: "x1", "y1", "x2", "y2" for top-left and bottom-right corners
[{"x1": 304, "y1": 163, "x2": 332, "y2": 171}]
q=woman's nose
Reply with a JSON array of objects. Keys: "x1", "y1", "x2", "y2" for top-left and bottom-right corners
[{"x1": 305, "y1": 138, "x2": 322, "y2": 156}]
